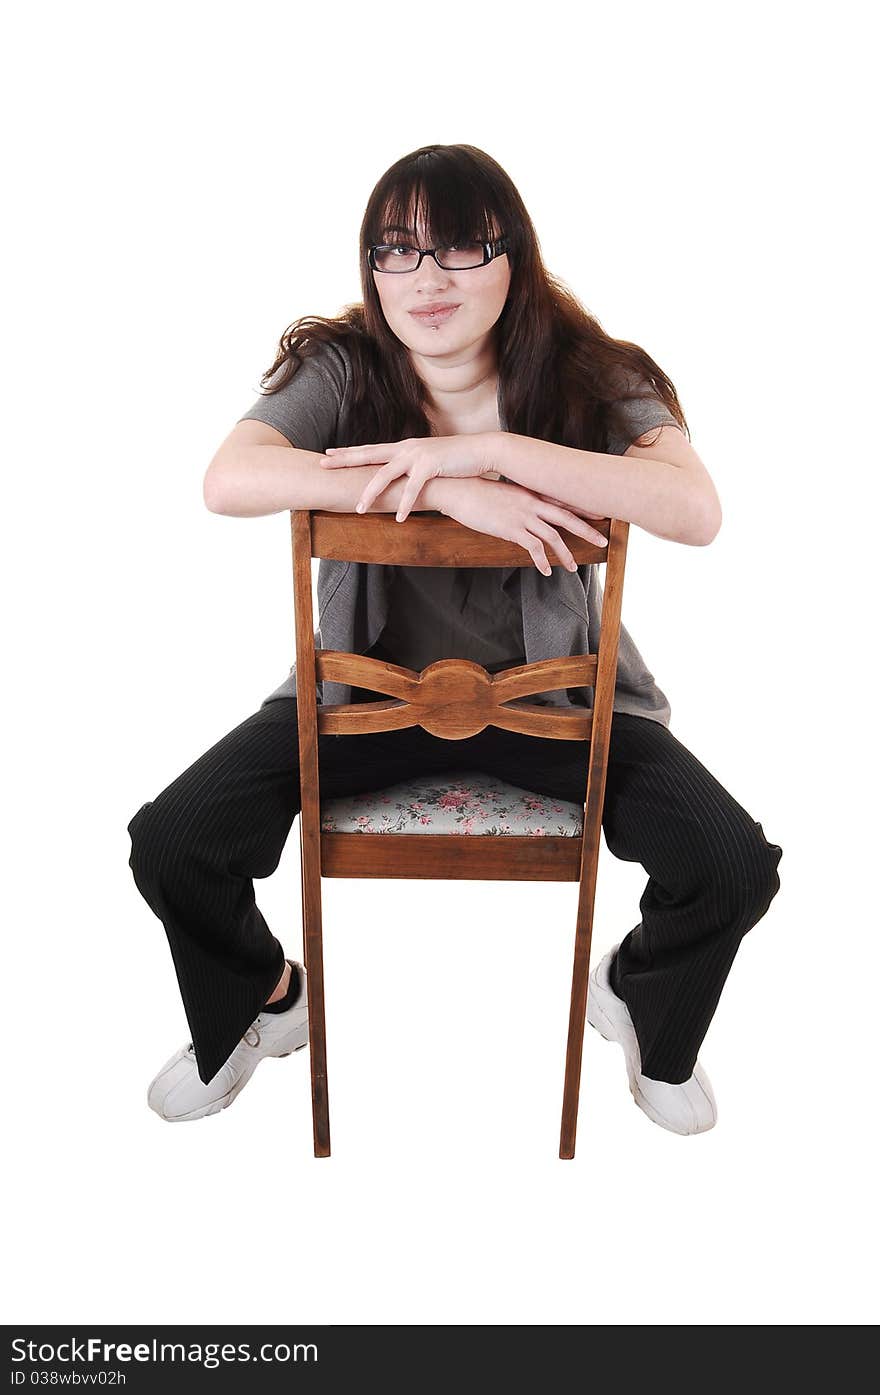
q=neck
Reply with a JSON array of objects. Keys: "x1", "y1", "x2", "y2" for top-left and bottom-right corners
[{"x1": 409, "y1": 342, "x2": 499, "y2": 423}]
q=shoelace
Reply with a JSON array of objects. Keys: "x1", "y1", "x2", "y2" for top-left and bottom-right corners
[
  {"x1": 182, "y1": 970, "x2": 306, "y2": 1060},
  {"x1": 184, "y1": 1021, "x2": 261, "y2": 1059}
]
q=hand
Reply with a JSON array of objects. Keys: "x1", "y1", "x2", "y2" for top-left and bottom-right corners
[
  {"x1": 531, "y1": 490, "x2": 608, "y2": 523},
  {"x1": 439, "y1": 478, "x2": 608, "y2": 575},
  {"x1": 319, "y1": 434, "x2": 495, "y2": 521}
]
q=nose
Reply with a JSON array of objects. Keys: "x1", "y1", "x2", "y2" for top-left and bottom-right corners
[{"x1": 412, "y1": 250, "x2": 452, "y2": 289}]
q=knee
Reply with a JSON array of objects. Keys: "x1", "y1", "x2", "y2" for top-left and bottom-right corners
[
  {"x1": 725, "y1": 822, "x2": 783, "y2": 926},
  {"x1": 126, "y1": 800, "x2": 170, "y2": 891},
  {"x1": 690, "y1": 818, "x2": 782, "y2": 934},
  {"x1": 127, "y1": 800, "x2": 152, "y2": 870},
  {"x1": 128, "y1": 794, "x2": 225, "y2": 897},
  {"x1": 751, "y1": 820, "x2": 783, "y2": 902}
]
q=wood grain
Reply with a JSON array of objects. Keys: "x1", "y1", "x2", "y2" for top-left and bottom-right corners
[{"x1": 288, "y1": 506, "x2": 628, "y2": 1160}]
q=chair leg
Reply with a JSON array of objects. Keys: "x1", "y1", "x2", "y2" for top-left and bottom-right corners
[
  {"x1": 559, "y1": 905, "x2": 596, "y2": 1160},
  {"x1": 300, "y1": 834, "x2": 330, "y2": 1157}
]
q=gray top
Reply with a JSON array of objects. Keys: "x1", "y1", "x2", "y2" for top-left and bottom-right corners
[
  {"x1": 238, "y1": 340, "x2": 679, "y2": 727},
  {"x1": 366, "y1": 565, "x2": 525, "y2": 676}
]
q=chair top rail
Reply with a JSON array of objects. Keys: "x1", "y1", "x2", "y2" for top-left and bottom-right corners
[{"x1": 301, "y1": 509, "x2": 611, "y2": 567}]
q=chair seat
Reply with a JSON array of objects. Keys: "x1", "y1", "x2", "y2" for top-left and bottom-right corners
[{"x1": 320, "y1": 769, "x2": 584, "y2": 837}]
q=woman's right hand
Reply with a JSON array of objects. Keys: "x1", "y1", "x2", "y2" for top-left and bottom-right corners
[{"x1": 436, "y1": 477, "x2": 608, "y2": 576}]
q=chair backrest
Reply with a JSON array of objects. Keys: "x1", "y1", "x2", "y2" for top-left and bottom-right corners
[{"x1": 287, "y1": 508, "x2": 630, "y2": 880}]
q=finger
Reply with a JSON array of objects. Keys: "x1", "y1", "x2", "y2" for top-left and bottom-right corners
[
  {"x1": 320, "y1": 449, "x2": 359, "y2": 467},
  {"x1": 322, "y1": 444, "x2": 394, "y2": 467},
  {"x1": 355, "y1": 463, "x2": 405, "y2": 513},
  {"x1": 395, "y1": 471, "x2": 429, "y2": 523},
  {"x1": 325, "y1": 442, "x2": 402, "y2": 453},
  {"x1": 518, "y1": 531, "x2": 551, "y2": 576},
  {"x1": 530, "y1": 520, "x2": 577, "y2": 571},
  {"x1": 333, "y1": 441, "x2": 408, "y2": 457},
  {"x1": 538, "y1": 503, "x2": 608, "y2": 548},
  {"x1": 566, "y1": 518, "x2": 609, "y2": 548},
  {"x1": 536, "y1": 492, "x2": 607, "y2": 522},
  {"x1": 396, "y1": 479, "x2": 423, "y2": 524}
]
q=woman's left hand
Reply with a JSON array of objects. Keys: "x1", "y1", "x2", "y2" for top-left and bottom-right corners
[{"x1": 319, "y1": 433, "x2": 496, "y2": 522}]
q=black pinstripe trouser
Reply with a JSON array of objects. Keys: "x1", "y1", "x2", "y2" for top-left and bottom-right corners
[{"x1": 127, "y1": 697, "x2": 783, "y2": 1087}]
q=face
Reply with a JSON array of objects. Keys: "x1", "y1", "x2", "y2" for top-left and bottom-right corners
[{"x1": 371, "y1": 209, "x2": 511, "y2": 362}]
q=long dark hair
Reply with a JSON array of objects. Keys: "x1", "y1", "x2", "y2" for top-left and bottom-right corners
[{"x1": 252, "y1": 143, "x2": 689, "y2": 453}]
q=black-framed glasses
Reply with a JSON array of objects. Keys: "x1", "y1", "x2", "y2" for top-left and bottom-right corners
[{"x1": 368, "y1": 235, "x2": 510, "y2": 274}]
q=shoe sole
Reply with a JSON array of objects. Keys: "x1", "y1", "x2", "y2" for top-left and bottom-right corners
[{"x1": 151, "y1": 1022, "x2": 309, "y2": 1123}]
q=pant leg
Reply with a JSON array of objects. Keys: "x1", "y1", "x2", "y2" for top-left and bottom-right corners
[
  {"x1": 469, "y1": 710, "x2": 784, "y2": 1083},
  {"x1": 126, "y1": 695, "x2": 472, "y2": 1085}
]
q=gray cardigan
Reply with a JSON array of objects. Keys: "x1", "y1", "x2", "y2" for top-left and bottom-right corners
[{"x1": 238, "y1": 341, "x2": 677, "y2": 727}]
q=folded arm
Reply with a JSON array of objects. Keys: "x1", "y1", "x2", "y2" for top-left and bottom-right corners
[
  {"x1": 493, "y1": 426, "x2": 723, "y2": 546},
  {"x1": 203, "y1": 419, "x2": 458, "y2": 518}
]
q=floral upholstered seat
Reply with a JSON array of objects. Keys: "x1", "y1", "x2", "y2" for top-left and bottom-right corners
[{"x1": 320, "y1": 770, "x2": 584, "y2": 837}]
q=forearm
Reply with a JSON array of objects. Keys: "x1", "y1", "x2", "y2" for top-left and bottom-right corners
[
  {"x1": 319, "y1": 460, "x2": 455, "y2": 516},
  {"x1": 494, "y1": 432, "x2": 709, "y2": 545},
  {"x1": 204, "y1": 444, "x2": 452, "y2": 518}
]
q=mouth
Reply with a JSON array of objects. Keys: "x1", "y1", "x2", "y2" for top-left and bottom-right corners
[{"x1": 409, "y1": 304, "x2": 461, "y2": 324}]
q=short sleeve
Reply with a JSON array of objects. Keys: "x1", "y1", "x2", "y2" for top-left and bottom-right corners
[
  {"x1": 237, "y1": 340, "x2": 349, "y2": 452},
  {"x1": 605, "y1": 368, "x2": 680, "y2": 456}
]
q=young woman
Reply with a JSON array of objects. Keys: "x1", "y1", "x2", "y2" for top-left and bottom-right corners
[{"x1": 128, "y1": 143, "x2": 782, "y2": 1135}]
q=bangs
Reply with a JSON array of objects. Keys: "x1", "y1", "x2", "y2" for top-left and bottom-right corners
[{"x1": 370, "y1": 168, "x2": 500, "y2": 247}]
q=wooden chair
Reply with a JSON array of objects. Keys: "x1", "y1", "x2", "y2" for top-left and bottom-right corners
[{"x1": 288, "y1": 507, "x2": 629, "y2": 1160}]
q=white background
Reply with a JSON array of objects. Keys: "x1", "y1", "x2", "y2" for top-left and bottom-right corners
[{"x1": 4, "y1": 0, "x2": 876, "y2": 1327}]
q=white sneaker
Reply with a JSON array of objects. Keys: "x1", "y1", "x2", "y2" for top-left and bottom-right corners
[
  {"x1": 147, "y1": 962, "x2": 309, "y2": 1123},
  {"x1": 587, "y1": 944, "x2": 717, "y2": 1135}
]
